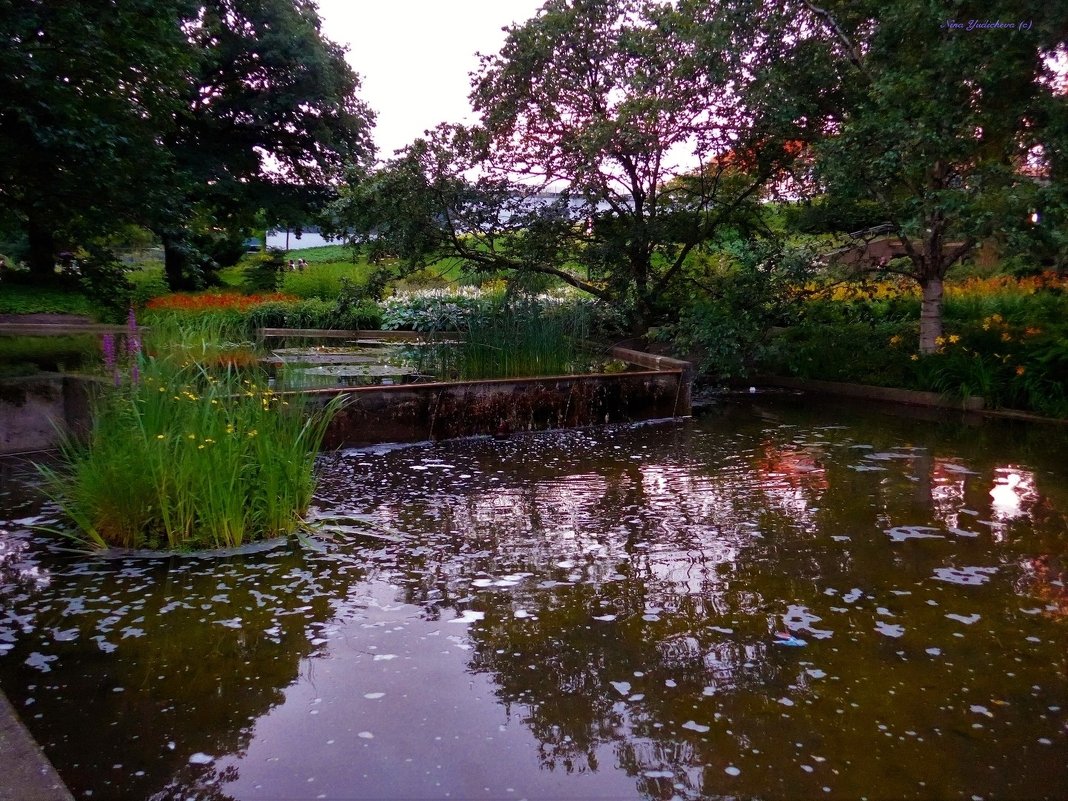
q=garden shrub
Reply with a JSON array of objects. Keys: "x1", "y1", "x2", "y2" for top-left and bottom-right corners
[
  {"x1": 759, "y1": 272, "x2": 1068, "y2": 417},
  {"x1": 242, "y1": 250, "x2": 287, "y2": 293}
]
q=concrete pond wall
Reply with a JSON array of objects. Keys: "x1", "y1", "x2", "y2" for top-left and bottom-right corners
[
  {"x1": 0, "y1": 375, "x2": 95, "y2": 455},
  {"x1": 312, "y1": 367, "x2": 690, "y2": 448},
  {"x1": 0, "y1": 346, "x2": 693, "y2": 453}
]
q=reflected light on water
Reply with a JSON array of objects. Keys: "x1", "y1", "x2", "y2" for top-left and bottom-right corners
[{"x1": 990, "y1": 466, "x2": 1038, "y2": 521}]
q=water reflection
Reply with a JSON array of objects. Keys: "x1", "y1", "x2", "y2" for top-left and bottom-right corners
[{"x1": 0, "y1": 399, "x2": 1066, "y2": 800}]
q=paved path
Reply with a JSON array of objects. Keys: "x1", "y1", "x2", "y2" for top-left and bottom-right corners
[{"x1": 0, "y1": 690, "x2": 73, "y2": 801}]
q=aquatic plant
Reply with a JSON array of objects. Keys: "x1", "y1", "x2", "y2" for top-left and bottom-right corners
[
  {"x1": 399, "y1": 298, "x2": 593, "y2": 380},
  {"x1": 39, "y1": 323, "x2": 345, "y2": 550}
]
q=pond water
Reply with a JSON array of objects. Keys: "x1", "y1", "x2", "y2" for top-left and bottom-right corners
[
  {"x1": 0, "y1": 396, "x2": 1065, "y2": 800},
  {"x1": 264, "y1": 338, "x2": 632, "y2": 388}
]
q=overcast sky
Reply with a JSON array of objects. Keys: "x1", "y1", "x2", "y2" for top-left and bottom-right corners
[{"x1": 315, "y1": 0, "x2": 546, "y2": 159}]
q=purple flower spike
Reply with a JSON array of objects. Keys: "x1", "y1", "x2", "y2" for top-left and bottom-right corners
[
  {"x1": 127, "y1": 307, "x2": 138, "y2": 333},
  {"x1": 130, "y1": 363, "x2": 139, "y2": 386},
  {"x1": 102, "y1": 333, "x2": 117, "y2": 372},
  {"x1": 113, "y1": 368, "x2": 121, "y2": 388}
]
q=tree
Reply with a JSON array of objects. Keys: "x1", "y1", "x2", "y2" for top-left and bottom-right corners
[
  {"x1": 0, "y1": 0, "x2": 375, "y2": 288},
  {"x1": 158, "y1": 0, "x2": 375, "y2": 288},
  {"x1": 344, "y1": 0, "x2": 819, "y2": 329},
  {"x1": 797, "y1": 0, "x2": 1067, "y2": 352},
  {"x1": 0, "y1": 0, "x2": 193, "y2": 279}
]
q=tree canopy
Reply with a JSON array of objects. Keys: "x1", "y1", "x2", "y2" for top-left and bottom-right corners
[
  {"x1": 0, "y1": 0, "x2": 194, "y2": 277},
  {"x1": 337, "y1": 0, "x2": 821, "y2": 328},
  {"x1": 798, "y1": 0, "x2": 1067, "y2": 351},
  {"x1": 0, "y1": 0, "x2": 375, "y2": 287}
]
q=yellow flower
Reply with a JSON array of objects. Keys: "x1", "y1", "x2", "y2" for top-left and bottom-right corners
[
  {"x1": 1015, "y1": 365, "x2": 1026, "y2": 376},
  {"x1": 1000, "y1": 332, "x2": 1013, "y2": 342},
  {"x1": 935, "y1": 336, "x2": 946, "y2": 346},
  {"x1": 225, "y1": 424, "x2": 235, "y2": 434},
  {"x1": 910, "y1": 354, "x2": 919, "y2": 361},
  {"x1": 187, "y1": 433, "x2": 196, "y2": 440},
  {"x1": 247, "y1": 429, "x2": 258, "y2": 438},
  {"x1": 889, "y1": 335, "x2": 902, "y2": 346},
  {"x1": 156, "y1": 434, "x2": 165, "y2": 440},
  {"x1": 1025, "y1": 326, "x2": 1041, "y2": 336},
  {"x1": 948, "y1": 334, "x2": 960, "y2": 344}
]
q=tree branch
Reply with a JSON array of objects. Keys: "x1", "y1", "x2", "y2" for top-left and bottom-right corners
[{"x1": 799, "y1": 2, "x2": 870, "y2": 80}]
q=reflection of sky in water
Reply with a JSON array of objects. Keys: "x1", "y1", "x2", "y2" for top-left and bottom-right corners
[
  {"x1": 990, "y1": 466, "x2": 1039, "y2": 520},
  {"x1": 0, "y1": 404, "x2": 1066, "y2": 801}
]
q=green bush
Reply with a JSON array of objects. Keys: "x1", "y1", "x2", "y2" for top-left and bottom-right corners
[
  {"x1": 243, "y1": 298, "x2": 382, "y2": 332},
  {"x1": 242, "y1": 250, "x2": 287, "y2": 294},
  {"x1": 126, "y1": 263, "x2": 170, "y2": 306},
  {"x1": 380, "y1": 289, "x2": 491, "y2": 332},
  {"x1": 656, "y1": 240, "x2": 818, "y2": 379},
  {"x1": 280, "y1": 262, "x2": 370, "y2": 299}
]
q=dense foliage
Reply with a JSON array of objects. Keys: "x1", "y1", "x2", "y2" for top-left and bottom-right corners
[
  {"x1": 328, "y1": 0, "x2": 818, "y2": 329},
  {"x1": 759, "y1": 272, "x2": 1068, "y2": 418},
  {"x1": 0, "y1": 0, "x2": 375, "y2": 288}
]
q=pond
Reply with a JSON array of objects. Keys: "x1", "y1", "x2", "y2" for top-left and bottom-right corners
[
  {"x1": 0, "y1": 396, "x2": 1065, "y2": 800},
  {"x1": 0, "y1": 334, "x2": 100, "y2": 378},
  {"x1": 264, "y1": 338, "x2": 633, "y2": 388}
]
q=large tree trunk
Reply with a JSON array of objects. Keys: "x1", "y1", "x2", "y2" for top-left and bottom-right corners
[
  {"x1": 26, "y1": 218, "x2": 57, "y2": 281},
  {"x1": 918, "y1": 276, "x2": 944, "y2": 354},
  {"x1": 162, "y1": 233, "x2": 191, "y2": 291}
]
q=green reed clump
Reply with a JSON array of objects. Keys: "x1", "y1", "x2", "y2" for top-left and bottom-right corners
[
  {"x1": 408, "y1": 299, "x2": 591, "y2": 380},
  {"x1": 40, "y1": 322, "x2": 344, "y2": 550},
  {"x1": 460, "y1": 301, "x2": 590, "y2": 378}
]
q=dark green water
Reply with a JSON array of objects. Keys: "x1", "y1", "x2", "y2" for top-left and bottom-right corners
[{"x1": 0, "y1": 397, "x2": 1065, "y2": 800}]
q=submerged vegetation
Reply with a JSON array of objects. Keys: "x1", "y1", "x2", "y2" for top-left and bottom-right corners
[{"x1": 39, "y1": 314, "x2": 344, "y2": 550}]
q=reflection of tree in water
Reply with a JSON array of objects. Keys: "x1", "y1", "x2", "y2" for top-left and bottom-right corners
[
  {"x1": 462, "y1": 581, "x2": 790, "y2": 799},
  {"x1": 0, "y1": 540, "x2": 367, "y2": 801},
  {"x1": 311, "y1": 414, "x2": 1068, "y2": 799}
]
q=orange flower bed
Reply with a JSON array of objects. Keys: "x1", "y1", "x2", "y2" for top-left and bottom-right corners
[
  {"x1": 812, "y1": 270, "x2": 1067, "y2": 302},
  {"x1": 945, "y1": 271, "x2": 1068, "y2": 297},
  {"x1": 145, "y1": 292, "x2": 299, "y2": 313}
]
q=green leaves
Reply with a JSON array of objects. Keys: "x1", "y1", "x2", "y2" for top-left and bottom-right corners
[{"x1": 0, "y1": 0, "x2": 376, "y2": 287}]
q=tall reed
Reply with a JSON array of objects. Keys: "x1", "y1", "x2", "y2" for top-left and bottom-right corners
[
  {"x1": 412, "y1": 300, "x2": 591, "y2": 380},
  {"x1": 40, "y1": 319, "x2": 344, "y2": 550}
]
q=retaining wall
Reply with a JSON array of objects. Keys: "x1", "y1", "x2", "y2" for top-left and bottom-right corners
[
  {"x1": 0, "y1": 375, "x2": 95, "y2": 455},
  {"x1": 0, "y1": 338, "x2": 694, "y2": 453},
  {"x1": 311, "y1": 368, "x2": 689, "y2": 448}
]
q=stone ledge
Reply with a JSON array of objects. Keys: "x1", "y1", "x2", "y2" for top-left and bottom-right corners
[
  {"x1": 758, "y1": 375, "x2": 984, "y2": 411},
  {"x1": 758, "y1": 375, "x2": 1067, "y2": 424},
  {"x1": 0, "y1": 690, "x2": 73, "y2": 801}
]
